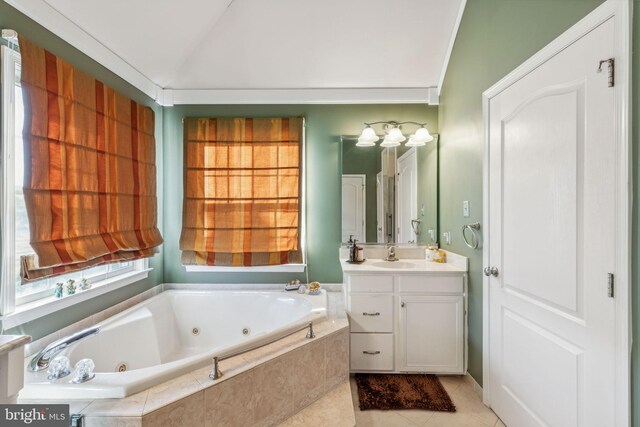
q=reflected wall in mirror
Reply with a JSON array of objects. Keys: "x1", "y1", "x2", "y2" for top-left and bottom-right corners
[{"x1": 341, "y1": 134, "x2": 438, "y2": 245}]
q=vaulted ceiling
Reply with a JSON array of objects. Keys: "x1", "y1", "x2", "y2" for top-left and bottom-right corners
[{"x1": 9, "y1": 0, "x2": 465, "y2": 103}]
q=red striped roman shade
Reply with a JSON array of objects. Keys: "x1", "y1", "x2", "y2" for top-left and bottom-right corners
[{"x1": 18, "y1": 36, "x2": 163, "y2": 282}]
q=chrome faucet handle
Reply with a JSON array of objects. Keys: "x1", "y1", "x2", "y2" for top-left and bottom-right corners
[
  {"x1": 71, "y1": 358, "x2": 95, "y2": 383},
  {"x1": 47, "y1": 356, "x2": 71, "y2": 380}
]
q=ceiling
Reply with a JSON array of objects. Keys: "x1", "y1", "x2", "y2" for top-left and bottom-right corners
[{"x1": 12, "y1": 0, "x2": 465, "y2": 102}]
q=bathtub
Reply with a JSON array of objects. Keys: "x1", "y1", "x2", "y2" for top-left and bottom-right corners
[{"x1": 20, "y1": 289, "x2": 327, "y2": 399}]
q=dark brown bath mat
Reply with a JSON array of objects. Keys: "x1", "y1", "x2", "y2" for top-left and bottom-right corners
[{"x1": 355, "y1": 373, "x2": 456, "y2": 412}]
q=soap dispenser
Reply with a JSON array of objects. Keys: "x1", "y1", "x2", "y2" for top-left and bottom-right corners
[{"x1": 349, "y1": 238, "x2": 358, "y2": 262}]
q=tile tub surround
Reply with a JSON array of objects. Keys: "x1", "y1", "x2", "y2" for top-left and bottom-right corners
[{"x1": 18, "y1": 290, "x2": 348, "y2": 427}]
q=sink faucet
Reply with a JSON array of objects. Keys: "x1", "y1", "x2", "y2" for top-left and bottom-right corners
[{"x1": 385, "y1": 245, "x2": 399, "y2": 262}]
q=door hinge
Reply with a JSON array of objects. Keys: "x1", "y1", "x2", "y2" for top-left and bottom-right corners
[
  {"x1": 597, "y1": 58, "x2": 615, "y2": 87},
  {"x1": 607, "y1": 273, "x2": 615, "y2": 298}
]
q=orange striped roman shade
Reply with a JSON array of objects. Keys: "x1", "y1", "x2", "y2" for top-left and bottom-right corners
[
  {"x1": 18, "y1": 36, "x2": 163, "y2": 282},
  {"x1": 180, "y1": 117, "x2": 303, "y2": 266}
]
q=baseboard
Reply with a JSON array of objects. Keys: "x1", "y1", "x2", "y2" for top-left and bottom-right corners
[{"x1": 463, "y1": 372, "x2": 483, "y2": 398}]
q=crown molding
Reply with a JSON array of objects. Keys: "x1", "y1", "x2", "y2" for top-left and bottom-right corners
[
  {"x1": 4, "y1": 0, "x2": 162, "y2": 101},
  {"x1": 4, "y1": 0, "x2": 441, "y2": 106},
  {"x1": 165, "y1": 87, "x2": 438, "y2": 106},
  {"x1": 438, "y1": 0, "x2": 467, "y2": 96}
]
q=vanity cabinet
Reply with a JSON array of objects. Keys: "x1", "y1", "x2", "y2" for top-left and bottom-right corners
[
  {"x1": 398, "y1": 295, "x2": 464, "y2": 373},
  {"x1": 344, "y1": 268, "x2": 466, "y2": 374}
]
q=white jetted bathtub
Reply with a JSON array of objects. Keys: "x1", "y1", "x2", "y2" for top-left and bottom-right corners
[{"x1": 21, "y1": 289, "x2": 327, "y2": 399}]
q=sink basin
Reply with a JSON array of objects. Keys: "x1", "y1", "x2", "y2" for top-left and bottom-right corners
[{"x1": 371, "y1": 261, "x2": 416, "y2": 269}]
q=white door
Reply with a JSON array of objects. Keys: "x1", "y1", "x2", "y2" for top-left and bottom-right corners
[
  {"x1": 341, "y1": 174, "x2": 366, "y2": 243},
  {"x1": 399, "y1": 295, "x2": 464, "y2": 374},
  {"x1": 396, "y1": 149, "x2": 417, "y2": 243},
  {"x1": 486, "y1": 18, "x2": 618, "y2": 427},
  {"x1": 376, "y1": 172, "x2": 384, "y2": 243}
]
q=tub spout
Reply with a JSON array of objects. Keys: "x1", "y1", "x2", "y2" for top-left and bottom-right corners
[{"x1": 29, "y1": 325, "x2": 100, "y2": 372}]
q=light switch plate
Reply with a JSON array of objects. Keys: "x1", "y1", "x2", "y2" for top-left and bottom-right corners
[
  {"x1": 443, "y1": 231, "x2": 451, "y2": 245},
  {"x1": 463, "y1": 201, "x2": 470, "y2": 217}
]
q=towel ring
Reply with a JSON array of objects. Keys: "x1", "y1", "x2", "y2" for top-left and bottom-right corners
[{"x1": 462, "y1": 222, "x2": 481, "y2": 249}]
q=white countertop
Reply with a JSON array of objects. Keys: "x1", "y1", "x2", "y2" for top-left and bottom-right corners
[{"x1": 340, "y1": 256, "x2": 467, "y2": 274}]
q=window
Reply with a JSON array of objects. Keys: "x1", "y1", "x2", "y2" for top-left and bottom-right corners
[
  {"x1": 0, "y1": 43, "x2": 148, "y2": 324},
  {"x1": 180, "y1": 117, "x2": 306, "y2": 272}
]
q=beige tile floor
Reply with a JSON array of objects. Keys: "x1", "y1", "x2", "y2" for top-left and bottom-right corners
[{"x1": 350, "y1": 375, "x2": 505, "y2": 427}]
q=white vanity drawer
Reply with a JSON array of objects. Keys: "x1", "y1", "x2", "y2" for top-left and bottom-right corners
[
  {"x1": 350, "y1": 333, "x2": 394, "y2": 371},
  {"x1": 349, "y1": 295, "x2": 393, "y2": 333},
  {"x1": 398, "y1": 275, "x2": 463, "y2": 294},
  {"x1": 348, "y1": 275, "x2": 394, "y2": 293}
]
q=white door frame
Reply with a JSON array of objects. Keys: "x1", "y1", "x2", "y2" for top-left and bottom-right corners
[{"x1": 481, "y1": 0, "x2": 631, "y2": 425}]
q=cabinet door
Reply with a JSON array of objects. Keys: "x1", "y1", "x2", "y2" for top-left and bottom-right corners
[{"x1": 398, "y1": 295, "x2": 464, "y2": 374}]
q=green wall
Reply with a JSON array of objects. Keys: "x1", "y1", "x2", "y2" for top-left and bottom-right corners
[
  {"x1": 0, "y1": 2, "x2": 164, "y2": 341},
  {"x1": 162, "y1": 105, "x2": 438, "y2": 284},
  {"x1": 437, "y1": 0, "x2": 605, "y2": 388}
]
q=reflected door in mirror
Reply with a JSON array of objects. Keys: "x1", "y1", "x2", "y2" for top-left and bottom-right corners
[
  {"x1": 397, "y1": 149, "x2": 418, "y2": 243},
  {"x1": 341, "y1": 175, "x2": 366, "y2": 242}
]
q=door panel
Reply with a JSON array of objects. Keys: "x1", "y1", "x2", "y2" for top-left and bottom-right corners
[
  {"x1": 502, "y1": 85, "x2": 583, "y2": 316},
  {"x1": 487, "y1": 18, "x2": 616, "y2": 427},
  {"x1": 341, "y1": 175, "x2": 365, "y2": 242},
  {"x1": 399, "y1": 295, "x2": 464, "y2": 373},
  {"x1": 396, "y1": 149, "x2": 417, "y2": 243}
]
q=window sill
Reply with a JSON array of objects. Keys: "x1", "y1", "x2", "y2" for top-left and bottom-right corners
[
  {"x1": 184, "y1": 264, "x2": 306, "y2": 273},
  {"x1": 0, "y1": 268, "x2": 151, "y2": 330}
]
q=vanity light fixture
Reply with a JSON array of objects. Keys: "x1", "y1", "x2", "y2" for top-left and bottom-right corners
[
  {"x1": 356, "y1": 125, "x2": 380, "y2": 147},
  {"x1": 357, "y1": 121, "x2": 433, "y2": 148},
  {"x1": 406, "y1": 126, "x2": 434, "y2": 147}
]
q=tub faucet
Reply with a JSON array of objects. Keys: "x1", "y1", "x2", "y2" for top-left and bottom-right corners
[
  {"x1": 385, "y1": 245, "x2": 399, "y2": 262},
  {"x1": 29, "y1": 325, "x2": 101, "y2": 372}
]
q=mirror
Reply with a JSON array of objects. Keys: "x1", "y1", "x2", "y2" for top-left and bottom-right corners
[{"x1": 341, "y1": 135, "x2": 438, "y2": 245}]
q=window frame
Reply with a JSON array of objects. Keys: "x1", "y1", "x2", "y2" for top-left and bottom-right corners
[{"x1": 0, "y1": 44, "x2": 150, "y2": 327}]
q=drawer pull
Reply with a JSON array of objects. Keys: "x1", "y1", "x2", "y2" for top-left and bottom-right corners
[
  {"x1": 362, "y1": 350, "x2": 381, "y2": 355},
  {"x1": 362, "y1": 312, "x2": 381, "y2": 316}
]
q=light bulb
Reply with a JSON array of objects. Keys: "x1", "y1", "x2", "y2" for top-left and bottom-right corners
[
  {"x1": 358, "y1": 126, "x2": 380, "y2": 143},
  {"x1": 386, "y1": 127, "x2": 406, "y2": 143},
  {"x1": 380, "y1": 135, "x2": 401, "y2": 147},
  {"x1": 411, "y1": 127, "x2": 434, "y2": 144}
]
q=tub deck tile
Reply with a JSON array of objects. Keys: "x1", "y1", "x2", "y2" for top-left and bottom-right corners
[
  {"x1": 18, "y1": 398, "x2": 93, "y2": 415},
  {"x1": 142, "y1": 371, "x2": 202, "y2": 415},
  {"x1": 204, "y1": 370, "x2": 257, "y2": 427},
  {"x1": 191, "y1": 352, "x2": 255, "y2": 389},
  {"x1": 82, "y1": 389, "x2": 149, "y2": 417},
  {"x1": 292, "y1": 336, "x2": 327, "y2": 413},
  {"x1": 83, "y1": 416, "x2": 143, "y2": 427},
  {"x1": 142, "y1": 390, "x2": 204, "y2": 427},
  {"x1": 324, "y1": 327, "x2": 350, "y2": 391},
  {"x1": 252, "y1": 350, "x2": 297, "y2": 427}
]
